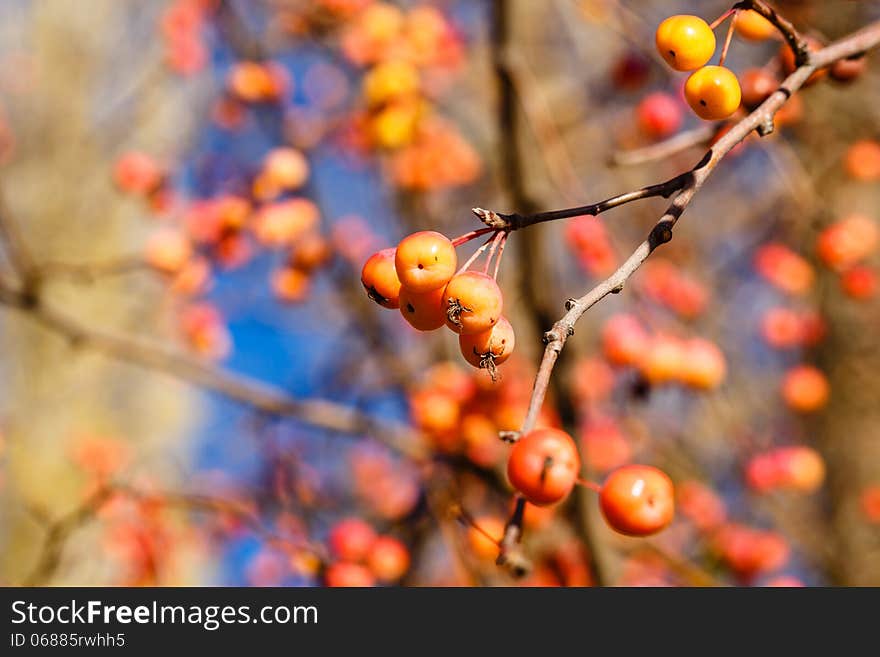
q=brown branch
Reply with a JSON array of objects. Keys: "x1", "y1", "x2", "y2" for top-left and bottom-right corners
[
  {"x1": 35, "y1": 256, "x2": 150, "y2": 283},
  {"x1": 0, "y1": 277, "x2": 427, "y2": 461},
  {"x1": 736, "y1": 0, "x2": 810, "y2": 66},
  {"x1": 506, "y1": 19, "x2": 880, "y2": 438},
  {"x1": 21, "y1": 485, "x2": 116, "y2": 586}
]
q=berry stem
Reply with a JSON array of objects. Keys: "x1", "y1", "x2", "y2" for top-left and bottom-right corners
[
  {"x1": 576, "y1": 477, "x2": 602, "y2": 493},
  {"x1": 457, "y1": 234, "x2": 495, "y2": 275},
  {"x1": 451, "y1": 227, "x2": 496, "y2": 248},
  {"x1": 483, "y1": 230, "x2": 505, "y2": 275},
  {"x1": 719, "y1": 10, "x2": 738, "y2": 67},
  {"x1": 492, "y1": 232, "x2": 509, "y2": 280},
  {"x1": 709, "y1": 8, "x2": 736, "y2": 30}
]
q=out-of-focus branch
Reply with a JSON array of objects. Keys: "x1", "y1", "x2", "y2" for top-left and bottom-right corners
[
  {"x1": 611, "y1": 124, "x2": 718, "y2": 167},
  {"x1": 0, "y1": 276, "x2": 427, "y2": 461},
  {"x1": 21, "y1": 486, "x2": 116, "y2": 586},
  {"x1": 35, "y1": 256, "x2": 149, "y2": 283},
  {"x1": 499, "y1": 20, "x2": 880, "y2": 439},
  {"x1": 22, "y1": 483, "x2": 327, "y2": 585},
  {"x1": 0, "y1": 187, "x2": 36, "y2": 282}
]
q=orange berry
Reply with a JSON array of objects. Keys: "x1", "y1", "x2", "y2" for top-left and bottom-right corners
[
  {"x1": 830, "y1": 56, "x2": 867, "y2": 83},
  {"x1": 816, "y1": 214, "x2": 879, "y2": 271},
  {"x1": 324, "y1": 562, "x2": 376, "y2": 587},
  {"x1": 782, "y1": 365, "x2": 829, "y2": 413},
  {"x1": 685, "y1": 65, "x2": 742, "y2": 121},
  {"x1": 638, "y1": 335, "x2": 686, "y2": 385},
  {"x1": 328, "y1": 517, "x2": 377, "y2": 562},
  {"x1": 467, "y1": 516, "x2": 504, "y2": 561},
  {"x1": 366, "y1": 536, "x2": 410, "y2": 582},
  {"x1": 253, "y1": 198, "x2": 319, "y2": 247},
  {"x1": 740, "y1": 68, "x2": 779, "y2": 111},
  {"x1": 779, "y1": 36, "x2": 826, "y2": 86},
  {"x1": 507, "y1": 428, "x2": 580, "y2": 506},
  {"x1": 753, "y1": 243, "x2": 814, "y2": 295},
  {"x1": 272, "y1": 267, "x2": 310, "y2": 303},
  {"x1": 458, "y1": 316, "x2": 515, "y2": 371},
  {"x1": 144, "y1": 229, "x2": 192, "y2": 274},
  {"x1": 776, "y1": 446, "x2": 825, "y2": 493},
  {"x1": 844, "y1": 140, "x2": 880, "y2": 182},
  {"x1": 680, "y1": 338, "x2": 726, "y2": 390},
  {"x1": 840, "y1": 266, "x2": 877, "y2": 300},
  {"x1": 113, "y1": 151, "x2": 164, "y2": 195},
  {"x1": 361, "y1": 248, "x2": 402, "y2": 309},
  {"x1": 291, "y1": 233, "x2": 332, "y2": 272},
  {"x1": 442, "y1": 271, "x2": 504, "y2": 335},
  {"x1": 636, "y1": 92, "x2": 683, "y2": 139},
  {"x1": 655, "y1": 15, "x2": 716, "y2": 72},
  {"x1": 363, "y1": 59, "x2": 420, "y2": 107},
  {"x1": 602, "y1": 314, "x2": 649, "y2": 367},
  {"x1": 394, "y1": 231, "x2": 457, "y2": 293},
  {"x1": 261, "y1": 147, "x2": 310, "y2": 190},
  {"x1": 735, "y1": 10, "x2": 776, "y2": 41},
  {"x1": 398, "y1": 285, "x2": 447, "y2": 331},
  {"x1": 600, "y1": 465, "x2": 675, "y2": 537}
]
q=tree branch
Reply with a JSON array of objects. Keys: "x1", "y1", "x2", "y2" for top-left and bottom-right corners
[
  {"x1": 508, "y1": 19, "x2": 880, "y2": 439},
  {"x1": 0, "y1": 277, "x2": 427, "y2": 461}
]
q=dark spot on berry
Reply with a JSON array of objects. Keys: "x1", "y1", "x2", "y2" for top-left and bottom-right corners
[
  {"x1": 406, "y1": 303, "x2": 415, "y2": 313},
  {"x1": 669, "y1": 50, "x2": 676, "y2": 58},
  {"x1": 417, "y1": 263, "x2": 424, "y2": 269},
  {"x1": 700, "y1": 99, "x2": 707, "y2": 106}
]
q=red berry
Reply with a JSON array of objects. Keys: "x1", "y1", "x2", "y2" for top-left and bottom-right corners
[
  {"x1": 600, "y1": 465, "x2": 675, "y2": 536},
  {"x1": 507, "y1": 428, "x2": 580, "y2": 506}
]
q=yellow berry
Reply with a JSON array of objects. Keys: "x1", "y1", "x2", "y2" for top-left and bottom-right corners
[
  {"x1": 655, "y1": 15, "x2": 716, "y2": 72},
  {"x1": 685, "y1": 65, "x2": 742, "y2": 120}
]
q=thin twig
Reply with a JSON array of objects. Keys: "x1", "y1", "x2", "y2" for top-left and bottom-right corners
[
  {"x1": 510, "y1": 20, "x2": 880, "y2": 438},
  {"x1": 0, "y1": 276, "x2": 427, "y2": 461},
  {"x1": 611, "y1": 124, "x2": 718, "y2": 167}
]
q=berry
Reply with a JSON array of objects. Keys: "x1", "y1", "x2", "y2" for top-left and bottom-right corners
[
  {"x1": 830, "y1": 56, "x2": 867, "y2": 83},
  {"x1": 840, "y1": 266, "x2": 877, "y2": 300},
  {"x1": 844, "y1": 140, "x2": 880, "y2": 181},
  {"x1": 680, "y1": 338, "x2": 726, "y2": 390},
  {"x1": 685, "y1": 65, "x2": 742, "y2": 121},
  {"x1": 655, "y1": 15, "x2": 716, "y2": 72},
  {"x1": 394, "y1": 230, "x2": 457, "y2": 293},
  {"x1": 459, "y1": 316, "x2": 515, "y2": 371},
  {"x1": 779, "y1": 36, "x2": 826, "y2": 86},
  {"x1": 636, "y1": 92, "x2": 683, "y2": 139},
  {"x1": 507, "y1": 428, "x2": 580, "y2": 506},
  {"x1": 366, "y1": 536, "x2": 410, "y2": 582},
  {"x1": 740, "y1": 68, "x2": 779, "y2": 111},
  {"x1": 599, "y1": 465, "x2": 675, "y2": 537},
  {"x1": 638, "y1": 335, "x2": 686, "y2": 385},
  {"x1": 735, "y1": 10, "x2": 776, "y2": 41},
  {"x1": 816, "y1": 214, "x2": 879, "y2": 271},
  {"x1": 602, "y1": 314, "x2": 650, "y2": 367},
  {"x1": 399, "y1": 284, "x2": 447, "y2": 331},
  {"x1": 442, "y1": 271, "x2": 504, "y2": 335},
  {"x1": 328, "y1": 517, "x2": 377, "y2": 562},
  {"x1": 324, "y1": 562, "x2": 376, "y2": 587},
  {"x1": 467, "y1": 516, "x2": 504, "y2": 561},
  {"x1": 361, "y1": 248, "x2": 402, "y2": 309},
  {"x1": 782, "y1": 365, "x2": 829, "y2": 413}
]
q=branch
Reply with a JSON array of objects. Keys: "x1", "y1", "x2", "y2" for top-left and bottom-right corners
[
  {"x1": 736, "y1": 0, "x2": 810, "y2": 66},
  {"x1": 0, "y1": 277, "x2": 427, "y2": 461},
  {"x1": 611, "y1": 124, "x2": 718, "y2": 168},
  {"x1": 510, "y1": 19, "x2": 880, "y2": 438},
  {"x1": 0, "y1": 186, "x2": 36, "y2": 282}
]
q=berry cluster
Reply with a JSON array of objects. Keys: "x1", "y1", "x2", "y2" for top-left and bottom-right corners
[
  {"x1": 506, "y1": 427, "x2": 675, "y2": 537},
  {"x1": 655, "y1": 14, "x2": 742, "y2": 120},
  {"x1": 362, "y1": 229, "x2": 514, "y2": 378},
  {"x1": 324, "y1": 518, "x2": 410, "y2": 587}
]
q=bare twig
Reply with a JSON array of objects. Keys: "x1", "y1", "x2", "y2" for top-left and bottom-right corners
[
  {"x1": 736, "y1": 0, "x2": 810, "y2": 66},
  {"x1": 506, "y1": 19, "x2": 880, "y2": 438},
  {"x1": 0, "y1": 276, "x2": 427, "y2": 461}
]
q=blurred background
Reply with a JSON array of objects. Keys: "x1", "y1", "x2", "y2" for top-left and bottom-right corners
[{"x1": 0, "y1": 0, "x2": 878, "y2": 586}]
